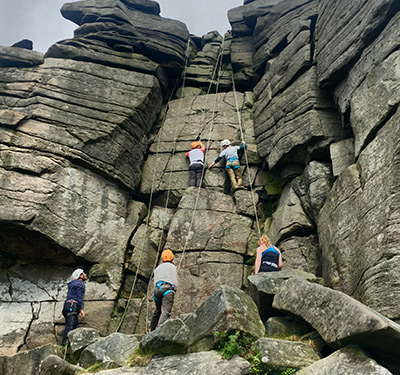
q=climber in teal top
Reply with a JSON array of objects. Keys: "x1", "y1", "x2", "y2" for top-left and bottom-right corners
[
  {"x1": 255, "y1": 235, "x2": 282, "y2": 273},
  {"x1": 208, "y1": 139, "x2": 246, "y2": 192}
]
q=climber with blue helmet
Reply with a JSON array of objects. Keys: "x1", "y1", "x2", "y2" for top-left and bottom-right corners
[
  {"x1": 208, "y1": 139, "x2": 246, "y2": 192},
  {"x1": 150, "y1": 249, "x2": 178, "y2": 331},
  {"x1": 61, "y1": 268, "x2": 87, "y2": 345}
]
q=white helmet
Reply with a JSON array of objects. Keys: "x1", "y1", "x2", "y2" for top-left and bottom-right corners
[
  {"x1": 72, "y1": 268, "x2": 84, "y2": 280},
  {"x1": 221, "y1": 139, "x2": 231, "y2": 147}
]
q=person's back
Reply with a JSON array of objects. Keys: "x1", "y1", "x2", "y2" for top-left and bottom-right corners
[
  {"x1": 154, "y1": 261, "x2": 178, "y2": 286},
  {"x1": 186, "y1": 142, "x2": 205, "y2": 187},
  {"x1": 259, "y1": 246, "x2": 280, "y2": 272},
  {"x1": 150, "y1": 249, "x2": 178, "y2": 331}
]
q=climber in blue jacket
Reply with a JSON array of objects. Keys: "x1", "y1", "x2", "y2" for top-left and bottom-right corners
[{"x1": 61, "y1": 268, "x2": 87, "y2": 345}]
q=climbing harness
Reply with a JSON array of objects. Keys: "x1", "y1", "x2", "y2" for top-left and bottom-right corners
[
  {"x1": 226, "y1": 157, "x2": 240, "y2": 169},
  {"x1": 153, "y1": 281, "x2": 174, "y2": 302}
]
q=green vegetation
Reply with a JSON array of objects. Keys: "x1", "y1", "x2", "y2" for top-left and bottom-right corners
[
  {"x1": 215, "y1": 331, "x2": 301, "y2": 375},
  {"x1": 265, "y1": 171, "x2": 283, "y2": 196},
  {"x1": 126, "y1": 346, "x2": 153, "y2": 367},
  {"x1": 79, "y1": 363, "x2": 102, "y2": 373},
  {"x1": 281, "y1": 368, "x2": 297, "y2": 375},
  {"x1": 215, "y1": 331, "x2": 267, "y2": 374}
]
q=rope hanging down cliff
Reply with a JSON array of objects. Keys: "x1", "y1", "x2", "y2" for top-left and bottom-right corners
[
  {"x1": 231, "y1": 71, "x2": 261, "y2": 238},
  {"x1": 115, "y1": 39, "x2": 192, "y2": 333},
  {"x1": 177, "y1": 37, "x2": 227, "y2": 272}
]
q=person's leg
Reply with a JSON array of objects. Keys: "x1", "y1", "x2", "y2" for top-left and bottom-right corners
[
  {"x1": 158, "y1": 291, "x2": 174, "y2": 326},
  {"x1": 61, "y1": 301, "x2": 79, "y2": 345},
  {"x1": 195, "y1": 164, "x2": 204, "y2": 187},
  {"x1": 226, "y1": 168, "x2": 238, "y2": 191},
  {"x1": 150, "y1": 299, "x2": 162, "y2": 331},
  {"x1": 189, "y1": 166, "x2": 197, "y2": 187},
  {"x1": 234, "y1": 167, "x2": 244, "y2": 188}
]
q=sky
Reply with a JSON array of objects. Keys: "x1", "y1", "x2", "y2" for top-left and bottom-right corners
[{"x1": 0, "y1": 0, "x2": 243, "y2": 53}]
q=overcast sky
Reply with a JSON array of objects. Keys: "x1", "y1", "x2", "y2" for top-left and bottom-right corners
[{"x1": 0, "y1": 0, "x2": 243, "y2": 53}]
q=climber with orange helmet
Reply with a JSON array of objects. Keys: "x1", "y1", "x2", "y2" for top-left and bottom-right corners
[
  {"x1": 186, "y1": 141, "x2": 205, "y2": 187},
  {"x1": 150, "y1": 249, "x2": 178, "y2": 331},
  {"x1": 208, "y1": 139, "x2": 246, "y2": 192}
]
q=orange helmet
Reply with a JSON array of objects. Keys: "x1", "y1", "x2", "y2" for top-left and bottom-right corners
[
  {"x1": 162, "y1": 249, "x2": 174, "y2": 262},
  {"x1": 191, "y1": 141, "x2": 200, "y2": 149}
]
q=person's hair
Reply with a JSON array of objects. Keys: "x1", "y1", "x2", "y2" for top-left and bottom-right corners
[{"x1": 259, "y1": 235, "x2": 272, "y2": 248}]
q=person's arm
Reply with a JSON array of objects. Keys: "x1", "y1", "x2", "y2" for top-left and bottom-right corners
[
  {"x1": 186, "y1": 151, "x2": 190, "y2": 158},
  {"x1": 78, "y1": 309, "x2": 85, "y2": 319},
  {"x1": 274, "y1": 246, "x2": 283, "y2": 269},
  {"x1": 208, "y1": 156, "x2": 222, "y2": 169},
  {"x1": 254, "y1": 246, "x2": 262, "y2": 274},
  {"x1": 199, "y1": 142, "x2": 205, "y2": 152}
]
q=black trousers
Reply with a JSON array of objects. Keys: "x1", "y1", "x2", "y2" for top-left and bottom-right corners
[
  {"x1": 189, "y1": 163, "x2": 204, "y2": 187},
  {"x1": 61, "y1": 300, "x2": 79, "y2": 345}
]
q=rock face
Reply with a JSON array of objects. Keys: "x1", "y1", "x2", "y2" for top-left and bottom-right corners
[{"x1": 1, "y1": 0, "x2": 400, "y2": 373}]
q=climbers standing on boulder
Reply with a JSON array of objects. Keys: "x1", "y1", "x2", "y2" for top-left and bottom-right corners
[
  {"x1": 254, "y1": 235, "x2": 282, "y2": 273},
  {"x1": 150, "y1": 249, "x2": 178, "y2": 331},
  {"x1": 61, "y1": 268, "x2": 87, "y2": 345},
  {"x1": 186, "y1": 141, "x2": 205, "y2": 187},
  {"x1": 208, "y1": 139, "x2": 246, "y2": 192}
]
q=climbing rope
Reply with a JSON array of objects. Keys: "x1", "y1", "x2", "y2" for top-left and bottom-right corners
[
  {"x1": 116, "y1": 39, "x2": 192, "y2": 333},
  {"x1": 231, "y1": 72, "x2": 262, "y2": 238},
  {"x1": 143, "y1": 38, "x2": 193, "y2": 331},
  {"x1": 177, "y1": 37, "x2": 227, "y2": 272}
]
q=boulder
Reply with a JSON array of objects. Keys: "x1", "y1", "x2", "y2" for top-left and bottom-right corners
[
  {"x1": 273, "y1": 278, "x2": 400, "y2": 373},
  {"x1": 79, "y1": 332, "x2": 139, "y2": 368},
  {"x1": 140, "y1": 318, "x2": 190, "y2": 355},
  {"x1": 253, "y1": 337, "x2": 321, "y2": 371},
  {"x1": 248, "y1": 269, "x2": 321, "y2": 321},
  {"x1": 56, "y1": 0, "x2": 189, "y2": 76},
  {"x1": 68, "y1": 327, "x2": 100, "y2": 356},
  {"x1": 0, "y1": 46, "x2": 43, "y2": 67},
  {"x1": 296, "y1": 346, "x2": 394, "y2": 375},
  {"x1": 265, "y1": 316, "x2": 310, "y2": 338},
  {"x1": 93, "y1": 350, "x2": 251, "y2": 375},
  {"x1": 173, "y1": 250, "x2": 244, "y2": 315},
  {"x1": 185, "y1": 285, "x2": 265, "y2": 352},
  {"x1": 0, "y1": 344, "x2": 60, "y2": 375},
  {"x1": 12, "y1": 39, "x2": 33, "y2": 50},
  {"x1": 315, "y1": 0, "x2": 400, "y2": 85},
  {"x1": 39, "y1": 354, "x2": 83, "y2": 375}
]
